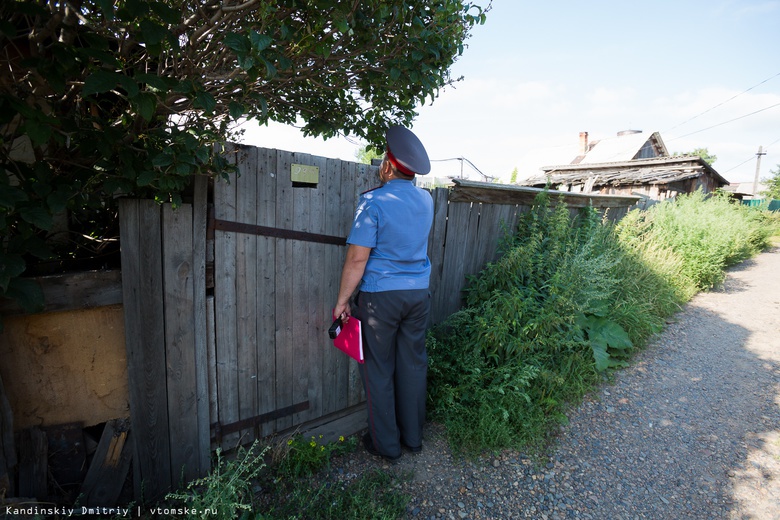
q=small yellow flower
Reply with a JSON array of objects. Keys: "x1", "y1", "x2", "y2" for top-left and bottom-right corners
[
  {"x1": 320, "y1": 446, "x2": 325, "y2": 451},
  {"x1": 339, "y1": 436, "x2": 345, "y2": 442},
  {"x1": 310, "y1": 441, "x2": 316, "y2": 448},
  {"x1": 287, "y1": 439, "x2": 293, "y2": 445}
]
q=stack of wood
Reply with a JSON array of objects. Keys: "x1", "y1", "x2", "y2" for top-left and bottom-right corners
[{"x1": 0, "y1": 393, "x2": 133, "y2": 509}]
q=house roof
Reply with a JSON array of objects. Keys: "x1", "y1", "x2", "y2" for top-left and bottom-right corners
[
  {"x1": 722, "y1": 182, "x2": 767, "y2": 197},
  {"x1": 514, "y1": 131, "x2": 669, "y2": 183},
  {"x1": 578, "y1": 131, "x2": 668, "y2": 164},
  {"x1": 523, "y1": 155, "x2": 729, "y2": 188}
]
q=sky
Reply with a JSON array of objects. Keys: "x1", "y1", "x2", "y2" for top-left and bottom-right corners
[{"x1": 237, "y1": 1, "x2": 780, "y2": 186}]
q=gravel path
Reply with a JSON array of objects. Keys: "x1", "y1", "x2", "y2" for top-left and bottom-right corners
[{"x1": 331, "y1": 247, "x2": 780, "y2": 520}]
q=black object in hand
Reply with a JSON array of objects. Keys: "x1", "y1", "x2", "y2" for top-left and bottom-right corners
[{"x1": 328, "y1": 318, "x2": 343, "y2": 339}]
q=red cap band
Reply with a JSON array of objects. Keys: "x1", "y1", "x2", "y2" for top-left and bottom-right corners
[{"x1": 386, "y1": 148, "x2": 416, "y2": 177}]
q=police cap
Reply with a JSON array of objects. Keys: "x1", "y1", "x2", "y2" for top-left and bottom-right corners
[{"x1": 385, "y1": 126, "x2": 431, "y2": 176}]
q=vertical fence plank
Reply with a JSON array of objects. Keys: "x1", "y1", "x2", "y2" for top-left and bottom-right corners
[
  {"x1": 206, "y1": 294, "x2": 218, "y2": 441},
  {"x1": 428, "y1": 188, "x2": 450, "y2": 325},
  {"x1": 255, "y1": 147, "x2": 278, "y2": 438},
  {"x1": 235, "y1": 146, "x2": 259, "y2": 444},
  {"x1": 274, "y1": 150, "x2": 295, "y2": 431},
  {"x1": 338, "y1": 160, "x2": 363, "y2": 407},
  {"x1": 290, "y1": 152, "x2": 312, "y2": 425},
  {"x1": 162, "y1": 203, "x2": 199, "y2": 483},
  {"x1": 119, "y1": 199, "x2": 171, "y2": 500},
  {"x1": 305, "y1": 154, "x2": 328, "y2": 423},
  {"x1": 192, "y1": 175, "x2": 210, "y2": 474},
  {"x1": 322, "y1": 158, "x2": 348, "y2": 415},
  {"x1": 436, "y1": 201, "x2": 474, "y2": 321},
  {"x1": 214, "y1": 149, "x2": 240, "y2": 450}
]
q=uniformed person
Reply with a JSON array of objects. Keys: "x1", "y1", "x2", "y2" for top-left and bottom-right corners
[{"x1": 332, "y1": 125, "x2": 434, "y2": 462}]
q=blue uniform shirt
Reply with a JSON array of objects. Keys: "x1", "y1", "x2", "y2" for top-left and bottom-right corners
[{"x1": 347, "y1": 179, "x2": 434, "y2": 292}]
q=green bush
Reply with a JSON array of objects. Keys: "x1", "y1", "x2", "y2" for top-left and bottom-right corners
[
  {"x1": 165, "y1": 441, "x2": 268, "y2": 519},
  {"x1": 427, "y1": 189, "x2": 775, "y2": 455},
  {"x1": 619, "y1": 191, "x2": 773, "y2": 289}
]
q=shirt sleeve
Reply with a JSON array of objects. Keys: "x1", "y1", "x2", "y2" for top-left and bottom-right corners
[{"x1": 346, "y1": 197, "x2": 378, "y2": 248}]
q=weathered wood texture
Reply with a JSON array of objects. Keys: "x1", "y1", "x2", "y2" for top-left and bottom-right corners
[
  {"x1": 80, "y1": 418, "x2": 132, "y2": 507},
  {"x1": 16, "y1": 427, "x2": 46, "y2": 500},
  {"x1": 0, "y1": 270, "x2": 122, "y2": 315},
  {"x1": 118, "y1": 196, "x2": 209, "y2": 500},
  {"x1": 119, "y1": 145, "x2": 641, "y2": 499},
  {"x1": 0, "y1": 372, "x2": 16, "y2": 497}
]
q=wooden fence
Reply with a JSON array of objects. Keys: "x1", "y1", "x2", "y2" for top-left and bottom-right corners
[{"x1": 118, "y1": 144, "x2": 640, "y2": 499}]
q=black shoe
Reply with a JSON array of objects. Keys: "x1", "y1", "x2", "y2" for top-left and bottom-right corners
[
  {"x1": 401, "y1": 441, "x2": 422, "y2": 454},
  {"x1": 363, "y1": 433, "x2": 402, "y2": 462}
]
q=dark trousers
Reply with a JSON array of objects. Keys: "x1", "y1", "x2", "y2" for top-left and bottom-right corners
[{"x1": 355, "y1": 289, "x2": 430, "y2": 458}]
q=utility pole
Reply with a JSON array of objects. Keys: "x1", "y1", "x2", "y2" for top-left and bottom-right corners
[{"x1": 753, "y1": 145, "x2": 766, "y2": 198}]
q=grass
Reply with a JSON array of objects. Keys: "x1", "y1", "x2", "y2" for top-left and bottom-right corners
[{"x1": 152, "y1": 433, "x2": 408, "y2": 520}]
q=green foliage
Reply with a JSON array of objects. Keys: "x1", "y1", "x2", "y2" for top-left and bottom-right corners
[
  {"x1": 165, "y1": 441, "x2": 269, "y2": 519},
  {"x1": 261, "y1": 434, "x2": 407, "y2": 519},
  {"x1": 160, "y1": 434, "x2": 407, "y2": 519},
  {"x1": 673, "y1": 147, "x2": 717, "y2": 165},
  {"x1": 264, "y1": 468, "x2": 409, "y2": 520},
  {"x1": 355, "y1": 144, "x2": 383, "y2": 165},
  {"x1": 427, "y1": 187, "x2": 775, "y2": 456},
  {"x1": 618, "y1": 190, "x2": 772, "y2": 289},
  {"x1": 276, "y1": 434, "x2": 356, "y2": 479},
  {"x1": 0, "y1": 0, "x2": 488, "y2": 315},
  {"x1": 762, "y1": 163, "x2": 780, "y2": 200}
]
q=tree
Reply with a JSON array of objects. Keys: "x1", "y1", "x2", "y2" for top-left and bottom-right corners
[
  {"x1": 0, "y1": 0, "x2": 488, "y2": 315},
  {"x1": 355, "y1": 144, "x2": 382, "y2": 165},
  {"x1": 510, "y1": 167, "x2": 518, "y2": 184},
  {"x1": 761, "y1": 164, "x2": 780, "y2": 200},
  {"x1": 673, "y1": 147, "x2": 717, "y2": 165}
]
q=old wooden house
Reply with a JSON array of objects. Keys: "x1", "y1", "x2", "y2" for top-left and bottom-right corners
[{"x1": 522, "y1": 131, "x2": 729, "y2": 205}]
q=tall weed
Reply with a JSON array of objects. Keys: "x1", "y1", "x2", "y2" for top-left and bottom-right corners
[
  {"x1": 427, "y1": 189, "x2": 772, "y2": 455},
  {"x1": 619, "y1": 190, "x2": 772, "y2": 289}
]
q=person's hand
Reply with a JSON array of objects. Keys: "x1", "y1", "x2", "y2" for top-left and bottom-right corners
[{"x1": 333, "y1": 301, "x2": 351, "y2": 322}]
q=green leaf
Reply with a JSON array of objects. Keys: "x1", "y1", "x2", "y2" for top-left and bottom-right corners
[
  {"x1": 95, "y1": 0, "x2": 115, "y2": 21},
  {"x1": 149, "y1": 1, "x2": 180, "y2": 24},
  {"x1": 250, "y1": 31, "x2": 273, "y2": 52},
  {"x1": 259, "y1": 57, "x2": 277, "y2": 78},
  {"x1": 194, "y1": 91, "x2": 216, "y2": 114},
  {"x1": 83, "y1": 70, "x2": 121, "y2": 97},
  {"x1": 135, "y1": 73, "x2": 169, "y2": 91},
  {"x1": 591, "y1": 339, "x2": 610, "y2": 372},
  {"x1": 229, "y1": 101, "x2": 245, "y2": 120},
  {"x1": 152, "y1": 152, "x2": 174, "y2": 168},
  {"x1": 137, "y1": 170, "x2": 156, "y2": 186},
  {"x1": 4, "y1": 277, "x2": 45, "y2": 314},
  {"x1": 598, "y1": 320, "x2": 633, "y2": 350},
  {"x1": 19, "y1": 205, "x2": 53, "y2": 230},
  {"x1": 224, "y1": 32, "x2": 250, "y2": 52},
  {"x1": 139, "y1": 19, "x2": 169, "y2": 46},
  {"x1": 23, "y1": 120, "x2": 52, "y2": 146},
  {"x1": 0, "y1": 252, "x2": 26, "y2": 290},
  {"x1": 237, "y1": 54, "x2": 255, "y2": 70},
  {"x1": 0, "y1": 186, "x2": 28, "y2": 209},
  {"x1": 134, "y1": 92, "x2": 157, "y2": 121}
]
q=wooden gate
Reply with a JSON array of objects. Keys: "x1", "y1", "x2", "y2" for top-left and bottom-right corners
[{"x1": 209, "y1": 145, "x2": 374, "y2": 448}]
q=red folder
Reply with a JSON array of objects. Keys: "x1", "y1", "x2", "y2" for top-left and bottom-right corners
[{"x1": 332, "y1": 316, "x2": 364, "y2": 363}]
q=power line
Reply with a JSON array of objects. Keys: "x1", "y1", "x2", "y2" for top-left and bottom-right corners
[
  {"x1": 663, "y1": 71, "x2": 780, "y2": 134},
  {"x1": 721, "y1": 136, "x2": 780, "y2": 174},
  {"x1": 668, "y1": 102, "x2": 780, "y2": 140}
]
